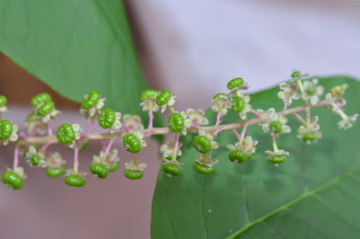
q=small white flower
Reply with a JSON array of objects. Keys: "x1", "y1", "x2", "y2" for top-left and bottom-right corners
[
  {"x1": 160, "y1": 141, "x2": 182, "y2": 158},
  {"x1": 46, "y1": 152, "x2": 65, "y2": 168},
  {"x1": 134, "y1": 131, "x2": 147, "y2": 148},
  {"x1": 180, "y1": 108, "x2": 209, "y2": 128},
  {"x1": 160, "y1": 95, "x2": 177, "y2": 113},
  {"x1": 122, "y1": 114, "x2": 144, "y2": 131},
  {"x1": 258, "y1": 108, "x2": 291, "y2": 134},
  {"x1": 195, "y1": 153, "x2": 218, "y2": 167},
  {"x1": 302, "y1": 79, "x2": 324, "y2": 105},
  {"x1": 337, "y1": 114, "x2": 358, "y2": 130},
  {"x1": 140, "y1": 98, "x2": 160, "y2": 112},
  {"x1": 211, "y1": 94, "x2": 232, "y2": 116},
  {"x1": 297, "y1": 116, "x2": 322, "y2": 144},
  {"x1": 238, "y1": 95, "x2": 252, "y2": 120},
  {"x1": 227, "y1": 136, "x2": 258, "y2": 156},
  {"x1": 277, "y1": 83, "x2": 300, "y2": 105},
  {"x1": 125, "y1": 160, "x2": 147, "y2": 171}
]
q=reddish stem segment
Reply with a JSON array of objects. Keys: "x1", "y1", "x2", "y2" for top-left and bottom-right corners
[
  {"x1": 74, "y1": 146, "x2": 79, "y2": 172},
  {"x1": 13, "y1": 146, "x2": 19, "y2": 171},
  {"x1": 232, "y1": 129, "x2": 241, "y2": 141},
  {"x1": 250, "y1": 109, "x2": 262, "y2": 118},
  {"x1": 148, "y1": 110, "x2": 154, "y2": 129}
]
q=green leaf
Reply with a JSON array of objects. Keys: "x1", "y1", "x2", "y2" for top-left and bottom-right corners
[
  {"x1": 152, "y1": 76, "x2": 360, "y2": 238},
  {"x1": 0, "y1": 0, "x2": 149, "y2": 117}
]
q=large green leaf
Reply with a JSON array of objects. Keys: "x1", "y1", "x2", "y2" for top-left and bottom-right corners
[
  {"x1": 0, "y1": 0, "x2": 147, "y2": 115},
  {"x1": 152, "y1": 76, "x2": 360, "y2": 238}
]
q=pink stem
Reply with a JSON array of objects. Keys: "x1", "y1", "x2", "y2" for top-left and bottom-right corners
[
  {"x1": 100, "y1": 140, "x2": 106, "y2": 151},
  {"x1": 215, "y1": 112, "x2": 222, "y2": 125},
  {"x1": 239, "y1": 124, "x2": 247, "y2": 144},
  {"x1": 18, "y1": 134, "x2": 27, "y2": 140},
  {"x1": 145, "y1": 132, "x2": 155, "y2": 138},
  {"x1": 172, "y1": 134, "x2": 180, "y2": 160},
  {"x1": 104, "y1": 139, "x2": 114, "y2": 158},
  {"x1": 121, "y1": 122, "x2": 131, "y2": 132},
  {"x1": 250, "y1": 109, "x2": 262, "y2": 118},
  {"x1": 283, "y1": 100, "x2": 289, "y2": 111},
  {"x1": 213, "y1": 127, "x2": 223, "y2": 136},
  {"x1": 47, "y1": 121, "x2": 53, "y2": 136},
  {"x1": 40, "y1": 141, "x2": 52, "y2": 153},
  {"x1": 232, "y1": 129, "x2": 241, "y2": 141},
  {"x1": 29, "y1": 128, "x2": 36, "y2": 137},
  {"x1": 148, "y1": 110, "x2": 154, "y2": 129},
  {"x1": 192, "y1": 123, "x2": 200, "y2": 129},
  {"x1": 74, "y1": 146, "x2": 79, "y2": 172},
  {"x1": 294, "y1": 112, "x2": 305, "y2": 123},
  {"x1": 13, "y1": 146, "x2": 19, "y2": 171},
  {"x1": 86, "y1": 118, "x2": 92, "y2": 135}
]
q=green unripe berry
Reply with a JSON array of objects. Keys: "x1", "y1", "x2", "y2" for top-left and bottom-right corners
[
  {"x1": 231, "y1": 96, "x2": 245, "y2": 113},
  {"x1": 81, "y1": 90, "x2": 100, "y2": 109},
  {"x1": 168, "y1": 113, "x2": 184, "y2": 133},
  {"x1": 46, "y1": 165, "x2": 66, "y2": 177},
  {"x1": 0, "y1": 95, "x2": 7, "y2": 107},
  {"x1": 227, "y1": 77, "x2": 244, "y2": 90},
  {"x1": 194, "y1": 162, "x2": 214, "y2": 174},
  {"x1": 156, "y1": 90, "x2": 171, "y2": 106},
  {"x1": 108, "y1": 161, "x2": 120, "y2": 172},
  {"x1": 306, "y1": 86, "x2": 316, "y2": 96},
  {"x1": 228, "y1": 150, "x2": 247, "y2": 163},
  {"x1": 89, "y1": 163, "x2": 108, "y2": 179},
  {"x1": 64, "y1": 175, "x2": 86, "y2": 187},
  {"x1": 123, "y1": 133, "x2": 141, "y2": 153},
  {"x1": 30, "y1": 156, "x2": 39, "y2": 166},
  {"x1": 98, "y1": 108, "x2": 115, "y2": 129},
  {"x1": 57, "y1": 123, "x2": 75, "y2": 144},
  {"x1": 124, "y1": 169, "x2": 143, "y2": 180},
  {"x1": 2, "y1": 171, "x2": 23, "y2": 190},
  {"x1": 247, "y1": 147, "x2": 256, "y2": 159},
  {"x1": 31, "y1": 93, "x2": 51, "y2": 108},
  {"x1": 291, "y1": 71, "x2": 301, "y2": 78},
  {"x1": 303, "y1": 133, "x2": 316, "y2": 142},
  {"x1": 37, "y1": 101, "x2": 55, "y2": 116},
  {"x1": 270, "y1": 121, "x2": 282, "y2": 134},
  {"x1": 0, "y1": 120, "x2": 13, "y2": 140},
  {"x1": 193, "y1": 136, "x2": 211, "y2": 154},
  {"x1": 268, "y1": 156, "x2": 286, "y2": 164},
  {"x1": 140, "y1": 89, "x2": 158, "y2": 102},
  {"x1": 213, "y1": 93, "x2": 227, "y2": 101},
  {"x1": 162, "y1": 163, "x2": 182, "y2": 176}
]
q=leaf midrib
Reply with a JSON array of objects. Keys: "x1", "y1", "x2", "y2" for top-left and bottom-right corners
[{"x1": 225, "y1": 165, "x2": 360, "y2": 239}]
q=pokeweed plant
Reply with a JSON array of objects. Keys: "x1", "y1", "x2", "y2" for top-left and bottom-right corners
[{"x1": 0, "y1": 71, "x2": 357, "y2": 190}]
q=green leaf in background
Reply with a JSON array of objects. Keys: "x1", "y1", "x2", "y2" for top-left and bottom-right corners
[
  {"x1": 151, "y1": 76, "x2": 360, "y2": 239},
  {"x1": 0, "y1": 0, "x2": 149, "y2": 118}
]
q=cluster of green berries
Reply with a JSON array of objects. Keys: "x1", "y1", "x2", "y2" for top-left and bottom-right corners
[{"x1": 0, "y1": 71, "x2": 357, "y2": 189}]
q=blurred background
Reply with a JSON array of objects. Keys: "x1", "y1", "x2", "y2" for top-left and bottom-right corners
[{"x1": 0, "y1": 0, "x2": 359, "y2": 238}]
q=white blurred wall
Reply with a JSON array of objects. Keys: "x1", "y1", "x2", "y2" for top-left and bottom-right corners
[{"x1": 131, "y1": 0, "x2": 360, "y2": 109}]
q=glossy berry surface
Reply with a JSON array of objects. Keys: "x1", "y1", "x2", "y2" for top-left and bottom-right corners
[
  {"x1": 37, "y1": 101, "x2": 55, "y2": 116},
  {"x1": 0, "y1": 95, "x2": 7, "y2": 107},
  {"x1": 231, "y1": 96, "x2": 245, "y2": 113},
  {"x1": 303, "y1": 133, "x2": 316, "y2": 142},
  {"x1": 123, "y1": 133, "x2": 141, "y2": 153},
  {"x1": 2, "y1": 171, "x2": 23, "y2": 190},
  {"x1": 64, "y1": 175, "x2": 86, "y2": 187},
  {"x1": 156, "y1": 90, "x2": 171, "y2": 106},
  {"x1": 194, "y1": 162, "x2": 214, "y2": 174},
  {"x1": 108, "y1": 161, "x2": 120, "y2": 172},
  {"x1": 57, "y1": 123, "x2": 75, "y2": 144},
  {"x1": 212, "y1": 93, "x2": 227, "y2": 101},
  {"x1": 140, "y1": 89, "x2": 158, "y2": 102},
  {"x1": 291, "y1": 71, "x2": 301, "y2": 78},
  {"x1": 30, "y1": 156, "x2": 39, "y2": 166},
  {"x1": 46, "y1": 165, "x2": 66, "y2": 177},
  {"x1": 268, "y1": 156, "x2": 286, "y2": 164},
  {"x1": 193, "y1": 136, "x2": 211, "y2": 154},
  {"x1": 168, "y1": 113, "x2": 184, "y2": 133},
  {"x1": 228, "y1": 150, "x2": 247, "y2": 163},
  {"x1": 270, "y1": 121, "x2": 282, "y2": 134},
  {"x1": 0, "y1": 119, "x2": 13, "y2": 140},
  {"x1": 98, "y1": 108, "x2": 115, "y2": 129},
  {"x1": 124, "y1": 169, "x2": 143, "y2": 180},
  {"x1": 30, "y1": 93, "x2": 51, "y2": 108},
  {"x1": 163, "y1": 163, "x2": 182, "y2": 176},
  {"x1": 227, "y1": 77, "x2": 244, "y2": 90},
  {"x1": 81, "y1": 90, "x2": 100, "y2": 109},
  {"x1": 90, "y1": 163, "x2": 108, "y2": 179}
]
